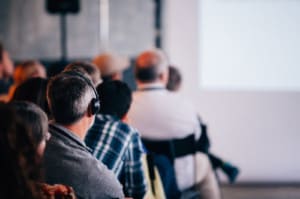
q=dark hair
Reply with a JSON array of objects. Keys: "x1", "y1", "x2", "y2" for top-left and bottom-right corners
[
  {"x1": 0, "y1": 102, "x2": 44, "y2": 198},
  {"x1": 101, "y1": 75, "x2": 114, "y2": 82},
  {"x1": 11, "y1": 78, "x2": 51, "y2": 117},
  {"x1": 166, "y1": 66, "x2": 182, "y2": 91},
  {"x1": 96, "y1": 80, "x2": 132, "y2": 119},
  {"x1": 135, "y1": 66, "x2": 158, "y2": 82},
  {"x1": 64, "y1": 62, "x2": 101, "y2": 86},
  {"x1": 47, "y1": 72, "x2": 94, "y2": 125},
  {"x1": 11, "y1": 101, "x2": 48, "y2": 146},
  {"x1": 135, "y1": 50, "x2": 168, "y2": 83}
]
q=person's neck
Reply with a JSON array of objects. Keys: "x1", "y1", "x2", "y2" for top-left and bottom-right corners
[{"x1": 63, "y1": 119, "x2": 88, "y2": 140}]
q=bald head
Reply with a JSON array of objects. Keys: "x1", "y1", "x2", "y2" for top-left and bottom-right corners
[
  {"x1": 135, "y1": 49, "x2": 169, "y2": 83},
  {"x1": 93, "y1": 52, "x2": 129, "y2": 82}
]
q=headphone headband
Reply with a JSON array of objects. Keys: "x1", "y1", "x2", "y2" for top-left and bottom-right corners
[{"x1": 62, "y1": 70, "x2": 100, "y2": 115}]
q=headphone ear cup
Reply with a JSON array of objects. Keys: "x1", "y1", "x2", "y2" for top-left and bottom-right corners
[
  {"x1": 90, "y1": 98, "x2": 100, "y2": 115},
  {"x1": 62, "y1": 71, "x2": 100, "y2": 115}
]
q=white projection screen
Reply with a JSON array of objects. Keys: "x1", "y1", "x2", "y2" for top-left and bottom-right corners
[{"x1": 198, "y1": 0, "x2": 300, "y2": 91}]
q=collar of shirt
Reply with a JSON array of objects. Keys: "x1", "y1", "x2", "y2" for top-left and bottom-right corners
[
  {"x1": 137, "y1": 82, "x2": 166, "y2": 91},
  {"x1": 49, "y1": 123, "x2": 92, "y2": 153},
  {"x1": 96, "y1": 114, "x2": 119, "y2": 122}
]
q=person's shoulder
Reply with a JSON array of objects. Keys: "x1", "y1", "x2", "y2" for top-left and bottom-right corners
[
  {"x1": 118, "y1": 120, "x2": 138, "y2": 134},
  {"x1": 60, "y1": 150, "x2": 124, "y2": 198},
  {"x1": 132, "y1": 90, "x2": 141, "y2": 100},
  {"x1": 112, "y1": 120, "x2": 144, "y2": 152},
  {"x1": 169, "y1": 91, "x2": 195, "y2": 106},
  {"x1": 85, "y1": 158, "x2": 125, "y2": 198}
]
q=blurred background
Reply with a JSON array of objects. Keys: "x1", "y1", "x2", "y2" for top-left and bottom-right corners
[{"x1": 1, "y1": 0, "x2": 300, "y2": 198}]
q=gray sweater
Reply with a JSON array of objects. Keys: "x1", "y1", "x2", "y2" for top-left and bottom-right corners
[{"x1": 44, "y1": 123, "x2": 124, "y2": 199}]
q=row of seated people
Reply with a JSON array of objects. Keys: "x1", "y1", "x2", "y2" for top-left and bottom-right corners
[{"x1": 0, "y1": 42, "x2": 239, "y2": 198}]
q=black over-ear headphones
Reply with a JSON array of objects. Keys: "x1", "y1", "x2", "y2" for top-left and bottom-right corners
[{"x1": 62, "y1": 70, "x2": 100, "y2": 115}]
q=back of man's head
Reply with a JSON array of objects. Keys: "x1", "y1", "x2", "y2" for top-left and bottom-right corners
[
  {"x1": 64, "y1": 62, "x2": 102, "y2": 86},
  {"x1": 47, "y1": 72, "x2": 95, "y2": 125},
  {"x1": 135, "y1": 49, "x2": 169, "y2": 83},
  {"x1": 93, "y1": 53, "x2": 129, "y2": 82},
  {"x1": 96, "y1": 80, "x2": 132, "y2": 119}
]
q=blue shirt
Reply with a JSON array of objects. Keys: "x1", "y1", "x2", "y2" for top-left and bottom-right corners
[{"x1": 85, "y1": 114, "x2": 147, "y2": 199}]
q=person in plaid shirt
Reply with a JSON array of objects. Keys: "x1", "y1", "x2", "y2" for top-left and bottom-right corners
[{"x1": 85, "y1": 80, "x2": 147, "y2": 199}]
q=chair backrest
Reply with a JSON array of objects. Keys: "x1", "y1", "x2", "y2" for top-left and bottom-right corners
[
  {"x1": 142, "y1": 134, "x2": 197, "y2": 199},
  {"x1": 142, "y1": 134, "x2": 197, "y2": 162}
]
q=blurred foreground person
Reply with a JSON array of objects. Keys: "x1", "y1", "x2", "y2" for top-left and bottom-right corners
[
  {"x1": 45, "y1": 71, "x2": 124, "y2": 199},
  {"x1": 0, "y1": 42, "x2": 14, "y2": 98},
  {"x1": 93, "y1": 52, "x2": 129, "y2": 82},
  {"x1": 128, "y1": 49, "x2": 221, "y2": 199},
  {"x1": 85, "y1": 80, "x2": 147, "y2": 199},
  {"x1": 167, "y1": 66, "x2": 240, "y2": 184},
  {"x1": 0, "y1": 102, "x2": 76, "y2": 198}
]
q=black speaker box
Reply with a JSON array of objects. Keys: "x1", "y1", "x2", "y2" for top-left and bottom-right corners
[{"x1": 46, "y1": 0, "x2": 80, "y2": 14}]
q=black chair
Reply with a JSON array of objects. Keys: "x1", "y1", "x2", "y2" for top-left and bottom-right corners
[{"x1": 142, "y1": 134, "x2": 199, "y2": 199}]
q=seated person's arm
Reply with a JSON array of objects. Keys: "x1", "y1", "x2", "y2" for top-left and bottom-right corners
[{"x1": 122, "y1": 133, "x2": 147, "y2": 199}]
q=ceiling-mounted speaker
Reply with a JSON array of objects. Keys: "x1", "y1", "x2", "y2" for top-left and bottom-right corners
[{"x1": 46, "y1": 0, "x2": 80, "y2": 14}]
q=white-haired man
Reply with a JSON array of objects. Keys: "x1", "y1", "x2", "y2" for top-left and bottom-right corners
[{"x1": 128, "y1": 49, "x2": 221, "y2": 199}]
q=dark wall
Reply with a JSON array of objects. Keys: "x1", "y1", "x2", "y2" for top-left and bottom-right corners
[{"x1": 0, "y1": 0, "x2": 155, "y2": 60}]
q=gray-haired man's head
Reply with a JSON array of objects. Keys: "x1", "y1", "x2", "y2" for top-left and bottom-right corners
[{"x1": 47, "y1": 72, "x2": 95, "y2": 125}]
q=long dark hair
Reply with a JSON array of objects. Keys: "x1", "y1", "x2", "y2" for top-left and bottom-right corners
[{"x1": 0, "y1": 102, "x2": 44, "y2": 199}]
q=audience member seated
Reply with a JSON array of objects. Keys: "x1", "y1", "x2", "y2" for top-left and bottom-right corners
[
  {"x1": 11, "y1": 77, "x2": 51, "y2": 118},
  {"x1": 85, "y1": 80, "x2": 147, "y2": 199},
  {"x1": 63, "y1": 61, "x2": 102, "y2": 86},
  {"x1": 8, "y1": 60, "x2": 47, "y2": 100},
  {"x1": 0, "y1": 101, "x2": 76, "y2": 198},
  {"x1": 127, "y1": 49, "x2": 221, "y2": 199},
  {"x1": 93, "y1": 52, "x2": 129, "y2": 82},
  {"x1": 167, "y1": 65, "x2": 240, "y2": 184},
  {"x1": 0, "y1": 42, "x2": 14, "y2": 98},
  {"x1": 44, "y1": 70, "x2": 124, "y2": 199},
  {"x1": 166, "y1": 66, "x2": 182, "y2": 92}
]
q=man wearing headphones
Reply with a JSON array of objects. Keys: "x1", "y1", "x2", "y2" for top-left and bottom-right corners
[{"x1": 44, "y1": 69, "x2": 124, "y2": 199}]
